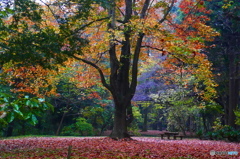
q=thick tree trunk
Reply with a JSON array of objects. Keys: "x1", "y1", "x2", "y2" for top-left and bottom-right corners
[
  {"x1": 110, "y1": 101, "x2": 130, "y2": 139},
  {"x1": 228, "y1": 52, "x2": 239, "y2": 128},
  {"x1": 126, "y1": 101, "x2": 134, "y2": 127}
]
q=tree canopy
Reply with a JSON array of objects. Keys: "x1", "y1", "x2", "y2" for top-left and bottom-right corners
[{"x1": 0, "y1": 0, "x2": 221, "y2": 139}]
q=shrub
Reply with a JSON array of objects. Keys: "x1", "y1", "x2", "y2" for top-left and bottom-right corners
[
  {"x1": 75, "y1": 118, "x2": 94, "y2": 136},
  {"x1": 196, "y1": 130, "x2": 203, "y2": 139},
  {"x1": 206, "y1": 125, "x2": 240, "y2": 142},
  {"x1": 61, "y1": 117, "x2": 94, "y2": 136}
]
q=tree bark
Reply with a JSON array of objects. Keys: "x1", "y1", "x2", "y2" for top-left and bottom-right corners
[
  {"x1": 6, "y1": 122, "x2": 14, "y2": 137},
  {"x1": 56, "y1": 111, "x2": 67, "y2": 136},
  {"x1": 142, "y1": 107, "x2": 148, "y2": 132},
  {"x1": 201, "y1": 112, "x2": 208, "y2": 133},
  {"x1": 228, "y1": 51, "x2": 239, "y2": 128},
  {"x1": 110, "y1": 100, "x2": 130, "y2": 139}
]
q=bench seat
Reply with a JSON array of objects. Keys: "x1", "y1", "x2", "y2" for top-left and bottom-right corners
[{"x1": 158, "y1": 132, "x2": 184, "y2": 140}]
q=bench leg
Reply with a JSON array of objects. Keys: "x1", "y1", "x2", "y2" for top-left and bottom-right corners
[
  {"x1": 174, "y1": 135, "x2": 176, "y2": 140},
  {"x1": 161, "y1": 134, "x2": 164, "y2": 139}
]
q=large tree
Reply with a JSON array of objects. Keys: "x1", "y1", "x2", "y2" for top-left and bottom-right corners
[
  {"x1": 0, "y1": 0, "x2": 219, "y2": 139},
  {"x1": 205, "y1": 0, "x2": 240, "y2": 128}
]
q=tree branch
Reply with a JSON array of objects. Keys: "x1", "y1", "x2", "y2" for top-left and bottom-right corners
[
  {"x1": 141, "y1": 45, "x2": 164, "y2": 52},
  {"x1": 117, "y1": 6, "x2": 125, "y2": 17},
  {"x1": 40, "y1": 0, "x2": 61, "y2": 26},
  {"x1": 123, "y1": 0, "x2": 132, "y2": 22},
  {"x1": 73, "y1": 17, "x2": 110, "y2": 34},
  {"x1": 95, "y1": 50, "x2": 109, "y2": 64},
  {"x1": 140, "y1": 0, "x2": 151, "y2": 19},
  {"x1": 107, "y1": 0, "x2": 120, "y2": 97},
  {"x1": 128, "y1": 0, "x2": 152, "y2": 100},
  {"x1": 159, "y1": 0, "x2": 175, "y2": 23},
  {"x1": 40, "y1": 0, "x2": 110, "y2": 36},
  {"x1": 129, "y1": 33, "x2": 144, "y2": 98},
  {"x1": 70, "y1": 55, "x2": 112, "y2": 92}
]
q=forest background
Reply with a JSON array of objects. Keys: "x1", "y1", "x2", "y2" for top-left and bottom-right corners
[{"x1": 0, "y1": 0, "x2": 239, "y2": 141}]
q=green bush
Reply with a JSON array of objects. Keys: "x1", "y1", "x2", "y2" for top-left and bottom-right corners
[
  {"x1": 75, "y1": 118, "x2": 94, "y2": 136},
  {"x1": 235, "y1": 110, "x2": 240, "y2": 125},
  {"x1": 196, "y1": 129, "x2": 203, "y2": 139},
  {"x1": 206, "y1": 125, "x2": 240, "y2": 142},
  {"x1": 61, "y1": 125, "x2": 79, "y2": 136},
  {"x1": 61, "y1": 117, "x2": 94, "y2": 136}
]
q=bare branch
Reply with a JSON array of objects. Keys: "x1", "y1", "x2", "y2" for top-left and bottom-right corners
[
  {"x1": 141, "y1": 45, "x2": 164, "y2": 52},
  {"x1": 117, "y1": 7, "x2": 125, "y2": 17},
  {"x1": 95, "y1": 50, "x2": 109, "y2": 64},
  {"x1": 159, "y1": 0, "x2": 175, "y2": 23},
  {"x1": 73, "y1": 17, "x2": 110, "y2": 34},
  {"x1": 129, "y1": 33, "x2": 144, "y2": 98},
  {"x1": 124, "y1": 0, "x2": 132, "y2": 22},
  {"x1": 140, "y1": 0, "x2": 151, "y2": 19},
  {"x1": 70, "y1": 55, "x2": 112, "y2": 92},
  {"x1": 39, "y1": 0, "x2": 61, "y2": 25}
]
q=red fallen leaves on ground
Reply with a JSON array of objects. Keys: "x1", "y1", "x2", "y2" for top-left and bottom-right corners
[
  {"x1": 0, "y1": 137, "x2": 239, "y2": 159},
  {"x1": 103, "y1": 130, "x2": 195, "y2": 136}
]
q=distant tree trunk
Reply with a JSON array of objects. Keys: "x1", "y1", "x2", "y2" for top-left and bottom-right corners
[
  {"x1": 179, "y1": 125, "x2": 186, "y2": 136},
  {"x1": 228, "y1": 51, "x2": 239, "y2": 128},
  {"x1": 189, "y1": 116, "x2": 194, "y2": 136},
  {"x1": 56, "y1": 111, "x2": 67, "y2": 136},
  {"x1": 201, "y1": 112, "x2": 208, "y2": 133},
  {"x1": 152, "y1": 123, "x2": 157, "y2": 130},
  {"x1": 158, "y1": 121, "x2": 163, "y2": 131},
  {"x1": 6, "y1": 122, "x2": 14, "y2": 137},
  {"x1": 21, "y1": 122, "x2": 26, "y2": 135},
  {"x1": 142, "y1": 107, "x2": 148, "y2": 132},
  {"x1": 223, "y1": 98, "x2": 229, "y2": 126},
  {"x1": 100, "y1": 114, "x2": 113, "y2": 135}
]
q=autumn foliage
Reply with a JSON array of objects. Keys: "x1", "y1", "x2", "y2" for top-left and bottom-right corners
[
  {"x1": 0, "y1": 0, "x2": 223, "y2": 139},
  {"x1": 1, "y1": 64, "x2": 59, "y2": 97},
  {"x1": 0, "y1": 0, "x2": 219, "y2": 100}
]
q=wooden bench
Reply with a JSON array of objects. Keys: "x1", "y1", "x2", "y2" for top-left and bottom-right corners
[
  {"x1": 173, "y1": 134, "x2": 184, "y2": 140},
  {"x1": 159, "y1": 132, "x2": 183, "y2": 140}
]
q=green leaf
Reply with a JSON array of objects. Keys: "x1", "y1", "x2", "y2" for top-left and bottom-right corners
[
  {"x1": 29, "y1": 114, "x2": 38, "y2": 125},
  {"x1": 14, "y1": 109, "x2": 24, "y2": 117},
  {"x1": 5, "y1": 8, "x2": 14, "y2": 14},
  {"x1": 3, "y1": 97, "x2": 9, "y2": 103},
  {"x1": 6, "y1": 112, "x2": 15, "y2": 123},
  {"x1": 43, "y1": 102, "x2": 54, "y2": 111},
  {"x1": 30, "y1": 98, "x2": 39, "y2": 107},
  {"x1": 38, "y1": 98, "x2": 45, "y2": 102},
  {"x1": 26, "y1": 100, "x2": 31, "y2": 106},
  {"x1": 23, "y1": 112, "x2": 32, "y2": 120},
  {"x1": 13, "y1": 104, "x2": 20, "y2": 110}
]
